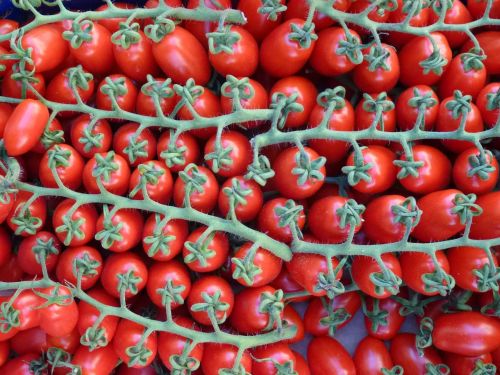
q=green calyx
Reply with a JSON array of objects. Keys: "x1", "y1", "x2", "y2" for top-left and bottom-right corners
[
  {"x1": 336, "y1": 199, "x2": 365, "y2": 229},
  {"x1": 420, "y1": 45, "x2": 448, "y2": 76},
  {"x1": 11, "y1": 207, "x2": 42, "y2": 236},
  {"x1": 56, "y1": 213, "x2": 85, "y2": 246},
  {"x1": 391, "y1": 197, "x2": 422, "y2": 229},
  {"x1": 100, "y1": 76, "x2": 128, "y2": 109},
  {"x1": 157, "y1": 279, "x2": 186, "y2": 307},
  {"x1": 47, "y1": 145, "x2": 71, "y2": 169},
  {"x1": 66, "y1": 65, "x2": 93, "y2": 91},
  {"x1": 471, "y1": 361, "x2": 497, "y2": 375},
  {"x1": 205, "y1": 143, "x2": 234, "y2": 173},
  {"x1": 117, "y1": 269, "x2": 142, "y2": 297},
  {"x1": 92, "y1": 152, "x2": 119, "y2": 183},
  {"x1": 342, "y1": 150, "x2": 373, "y2": 186},
  {"x1": 111, "y1": 21, "x2": 142, "y2": 49},
  {"x1": 231, "y1": 243, "x2": 261, "y2": 286},
  {"x1": 460, "y1": 49, "x2": 486, "y2": 72},
  {"x1": 169, "y1": 354, "x2": 200, "y2": 374},
  {"x1": 183, "y1": 231, "x2": 217, "y2": 267},
  {"x1": 292, "y1": 149, "x2": 326, "y2": 186},
  {"x1": 144, "y1": 14, "x2": 176, "y2": 43},
  {"x1": 317, "y1": 86, "x2": 346, "y2": 110},
  {"x1": 364, "y1": 44, "x2": 391, "y2": 71},
  {"x1": 473, "y1": 262, "x2": 500, "y2": 292},
  {"x1": 451, "y1": 193, "x2": 482, "y2": 225},
  {"x1": 161, "y1": 140, "x2": 188, "y2": 168},
  {"x1": 289, "y1": 22, "x2": 317, "y2": 49},
  {"x1": 319, "y1": 305, "x2": 351, "y2": 337},
  {"x1": 446, "y1": 90, "x2": 472, "y2": 120},
  {"x1": 63, "y1": 19, "x2": 94, "y2": 48},
  {"x1": 382, "y1": 366, "x2": 404, "y2": 375},
  {"x1": 179, "y1": 164, "x2": 208, "y2": 206},
  {"x1": 73, "y1": 253, "x2": 101, "y2": 278},
  {"x1": 129, "y1": 162, "x2": 165, "y2": 198},
  {"x1": 336, "y1": 32, "x2": 363, "y2": 65},
  {"x1": 415, "y1": 317, "x2": 434, "y2": 354},
  {"x1": 270, "y1": 92, "x2": 304, "y2": 130},
  {"x1": 468, "y1": 151, "x2": 496, "y2": 180},
  {"x1": 190, "y1": 290, "x2": 231, "y2": 324},
  {"x1": 258, "y1": 0, "x2": 287, "y2": 21},
  {"x1": 208, "y1": 26, "x2": 241, "y2": 55},
  {"x1": 425, "y1": 363, "x2": 450, "y2": 375},
  {"x1": 221, "y1": 76, "x2": 255, "y2": 112},
  {"x1": 95, "y1": 205, "x2": 123, "y2": 249},
  {"x1": 259, "y1": 289, "x2": 285, "y2": 331},
  {"x1": 125, "y1": 342, "x2": 153, "y2": 368},
  {"x1": 245, "y1": 155, "x2": 275, "y2": 186},
  {"x1": 81, "y1": 326, "x2": 108, "y2": 350},
  {"x1": 0, "y1": 302, "x2": 20, "y2": 332},
  {"x1": 33, "y1": 236, "x2": 59, "y2": 264},
  {"x1": 143, "y1": 215, "x2": 176, "y2": 258},
  {"x1": 422, "y1": 270, "x2": 455, "y2": 296},
  {"x1": 275, "y1": 200, "x2": 304, "y2": 235},
  {"x1": 314, "y1": 271, "x2": 345, "y2": 299}
]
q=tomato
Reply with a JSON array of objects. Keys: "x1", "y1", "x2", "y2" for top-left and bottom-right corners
[
  {"x1": 113, "y1": 319, "x2": 157, "y2": 368},
  {"x1": 37, "y1": 285, "x2": 78, "y2": 338},
  {"x1": 348, "y1": 0, "x2": 392, "y2": 35},
  {"x1": 6, "y1": 289, "x2": 42, "y2": 331},
  {"x1": 238, "y1": 0, "x2": 285, "y2": 42},
  {"x1": 462, "y1": 32, "x2": 500, "y2": 74},
  {"x1": 476, "y1": 82, "x2": 500, "y2": 128},
  {"x1": 304, "y1": 292, "x2": 361, "y2": 336},
  {"x1": 152, "y1": 26, "x2": 210, "y2": 85},
  {"x1": 396, "y1": 85, "x2": 439, "y2": 131},
  {"x1": 310, "y1": 27, "x2": 362, "y2": 76},
  {"x1": 77, "y1": 288, "x2": 119, "y2": 350},
  {"x1": 308, "y1": 336, "x2": 356, "y2": 375},
  {"x1": 270, "y1": 76, "x2": 317, "y2": 129},
  {"x1": 1, "y1": 68, "x2": 46, "y2": 99},
  {"x1": 271, "y1": 268, "x2": 308, "y2": 302},
  {"x1": 0, "y1": 340, "x2": 8, "y2": 366},
  {"x1": 390, "y1": 333, "x2": 445, "y2": 375},
  {"x1": 7, "y1": 191, "x2": 47, "y2": 237},
  {"x1": 352, "y1": 254, "x2": 402, "y2": 298},
  {"x1": 0, "y1": 102, "x2": 12, "y2": 138},
  {"x1": 353, "y1": 44, "x2": 400, "y2": 93},
  {"x1": 258, "y1": 197, "x2": 306, "y2": 243},
  {"x1": 157, "y1": 131, "x2": 200, "y2": 172},
  {"x1": 101, "y1": 253, "x2": 148, "y2": 299},
  {"x1": 4, "y1": 99, "x2": 49, "y2": 156},
  {"x1": 0, "y1": 19, "x2": 18, "y2": 49},
  {"x1": 251, "y1": 344, "x2": 296, "y2": 375},
  {"x1": 96, "y1": 3, "x2": 141, "y2": 33},
  {"x1": 142, "y1": 214, "x2": 188, "y2": 261},
  {"x1": 281, "y1": 305, "x2": 304, "y2": 344},
  {"x1": 95, "y1": 208, "x2": 143, "y2": 253},
  {"x1": 444, "y1": 352, "x2": 494, "y2": 375},
  {"x1": 96, "y1": 74, "x2": 138, "y2": 113},
  {"x1": 113, "y1": 30, "x2": 159, "y2": 83},
  {"x1": 436, "y1": 96, "x2": 484, "y2": 154},
  {"x1": 116, "y1": 365, "x2": 157, "y2": 375},
  {"x1": 185, "y1": 0, "x2": 232, "y2": 45},
  {"x1": 146, "y1": 260, "x2": 191, "y2": 310},
  {"x1": 71, "y1": 345, "x2": 119, "y2": 375},
  {"x1": 286, "y1": 0, "x2": 350, "y2": 30},
  {"x1": 39, "y1": 144, "x2": 84, "y2": 190},
  {"x1": 30, "y1": 117, "x2": 64, "y2": 154},
  {"x1": 398, "y1": 33, "x2": 452, "y2": 87},
  {"x1": 355, "y1": 94, "x2": 396, "y2": 143},
  {"x1": 433, "y1": 312, "x2": 500, "y2": 356},
  {"x1": 308, "y1": 196, "x2": 362, "y2": 243},
  {"x1": 204, "y1": 130, "x2": 252, "y2": 177},
  {"x1": 21, "y1": 24, "x2": 67, "y2": 72},
  {"x1": 439, "y1": 53, "x2": 487, "y2": 100},
  {"x1": 231, "y1": 242, "x2": 282, "y2": 287},
  {"x1": 66, "y1": 22, "x2": 114, "y2": 75},
  {"x1": 260, "y1": 19, "x2": 317, "y2": 77},
  {"x1": 0, "y1": 255, "x2": 24, "y2": 282},
  {"x1": 136, "y1": 78, "x2": 177, "y2": 117},
  {"x1": 202, "y1": 343, "x2": 252, "y2": 375},
  {"x1": 11, "y1": 327, "x2": 79, "y2": 355},
  {"x1": 218, "y1": 176, "x2": 263, "y2": 222},
  {"x1": 158, "y1": 316, "x2": 204, "y2": 373},
  {"x1": 448, "y1": 246, "x2": 499, "y2": 292},
  {"x1": 354, "y1": 336, "x2": 395, "y2": 374},
  {"x1": 187, "y1": 275, "x2": 234, "y2": 326},
  {"x1": 468, "y1": 0, "x2": 500, "y2": 19},
  {"x1": 386, "y1": 0, "x2": 430, "y2": 47},
  {"x1": 428, "y1": 0, "x2": 472, "y2": 48},
  {"x1": 56, "y1": 246, "x2": 102, "y2": 290},
  {"x1": 308, "y1": 93, "x2": 355, "y2": 163},
  {"x1": 183, "y1": 227, "x2": 228, "y2": 273},
  {"x1": 53, "y1": 200, "x2": 97, "y2": 247},
  {"x1": 453, "y1": 147, "x2": 499, "y2": 195},
  {"x1": 70, "y1": 115, "x2": 113, "y2": 159},
  {"x1": 173, "y1": 164, "x2": 219, "y2": 212},
  {"x1": 0, "y1": 353, "x2": 46, "y2": 374},
  {"x1": 178, "y1": 87, "x2": 221, "y2": 139},
  {"x1": 82, "y1": 151, "x2": 131, "y2": 195},
  {"x1": 293, "y1": 351, "x2": 311, "y2": 375},
  {"x1": 397, "y1": 145, "x2": 451, "y2": 194},
  {"x1": 0, "y1": 227, "x2": 10, "y2": 268},
  {"x1": 129, "y1": 160, "x2": 173, "y2": 203},
  {"x1": 471, "y1": 192, "x2": 500, "y2": 239},
  {"x1": 17, "y1": 231, "x2": 61, "y2": 276}
]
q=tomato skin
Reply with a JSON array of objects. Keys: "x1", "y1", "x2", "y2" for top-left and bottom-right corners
[
  {"x1": 353, "y1": 44, "x2": 400, "y2": 93},
  {"x1": 9, "y1": 289, "x2": 42, "y2": 331},
  {"x1": 252, "y1": 343, "x2": 296, "y2": 375},
  {"x1": 45, "y1": 67, "x2": 95, "y2": 113},
  {"x1": 354, "y1": 336, "x2": 394, "y2": 375},
  {"x1": 101, "y1": 253, "x2": 148, "y2": 299},
  {"x1": 398, "y1": 33, "x2": 452, "y2": 87},
  {"x1": 468, "y1": 0, "x2": 500, "y2": 20},
  {"x1": 146, "y1": 260, "x2": 191, "y2": 309},
  {"x1": 0, "y1": 102, "x2": 12, "y2": 138},
  {"x1": 400, "y1": 251, "x2": 451, "y2": 296},
  {"x1": 129, "y1": 161, "x2": 173, "y2": 204},
  {"x1": 397, "y1": 145, "x2": 452, "y2": 194},
  {"x1": 56, "y1": 246, "x2": 103, "y2": 290},
  {"x1": 71, "y1": 345, "x2": 119, "y2": 375},
  {"x1": 113, "y1": 319, "x2": 157, "y2": 368},
  {"x1": 433, "y1": 312, "x2": 500, "y2": 356},
  {"x1": 202, "y1": 343, "x2": 252, "y2": 375},
  {"x1": 352, "y1": 254, "x2": 402, "y2": 299},
  {"x1": 0, "y1": 353, "x2": 45, "y2": 374},
  {"x1": 218, "y1": 176, "x2": 263, "y2": 222},
  {"x1": 70, "y1": 115, "x2": 113, "y2": 159},
  {"x1": 286, "y1": 0, "x2": 349, "y2": 30},
  {"x1": 310, "y1": 27, "x2": 361, "y2": 76},
  {"x1": 4, "y1": 99, "x2": 49, "y2": 156},
  {"x1": 238, "y1": 0, "x2": 285, "y2": 42},
  {"x1": 386, "y1": 0, "x2": 429, "y2": 47},
  {"x1": 260, "y1": 19, "x2": 317, "y2": 77},
  {"x1": 448, "y1": 246, "x2": 498, "y2": 292},
  {"x1": 21, "y1": 24, "x2": 68, "y2": 73},
  {"x1": 1, "y1": 69, "x2": 46, "y2": 99},
  {"x1": 82, "y1": 152, "x2": 131, "y2": 195},
  {"x1": 12, "y1": 327, "x2": 79, "y2": 355},
  {"x1": 157, "y1": 131, "x2": 200, "y2": 173},
  {"x1": 0, "y1": 227, "x2": 11, "y2": 268},
  {"x1": 271, "y1": 268, "x2": 308, "y2": 302},
  {"x1": 390, "y1": 333, "x2": 444, "y2": 375},
  {"x1": 304, "y1": 292, "x2": 361, "y2": 336},
  {"x1": 183, "y1": 227, "x2": 229, "y2": 273},
  {"x1": 17, "y1": 231, "x2": 61, "y2": 276},
  {"x1": 0, "y1": 340, "x2": 8, "y2": 367},
  {"x1": 231, "y1": 242, "x2": 282, "y2": 287},
  {"x1": 308, "y1": 336, "x2": 356, "y2": 375},
  {"x1": 179, "y1": 88, "x2": 221, "y2": 139},
  {"x1": 39, "y1": 144, "x2": 85, "y2": 190},
  {"x1": 68, "y1": 22, "x2": 114, "y2": 75},
  {"x1": 453, "y1": 147, "x2": 499, "y2": 195},
  {"x1": 142, "y1": 214, "x2": 188, "y2": 261},
  {"x1": 136, "y1": 78, "x2": 178, "y2": 117},
  {"x1": 152, "y1": 26, "x2": 211, "y2": 85},
  {"x1": 443, "y1": 352, "x2": 493, "y2": 375},
  {"x1": 476, "y1": 82, "x2": 500, "y2": 128},
  {"x1": 0, "y1": 19, "x2": 18, "y2": 49},
  {"x1": 204, "y1": 131, "x2": 252, "y2": 178},
  {"x1": 37, "y1": 285, "x2": 79, "y2": 338},
  {"x1": 7, "y1": 191, "x2": 47, "y2": 237},
  {"x1": 0, "y1": 255, "x2": 24, "y2": 282},
  {"x1": 471, "y1": 192, "x2": 500, "y2": 239},
  {"x1": 439, "y1": 53, "x2": 487, "y2": 100},
  {"x1": 257, "y1": 197, "x2": 306, "y2": 243},
  {"x1": 185, "y1": 0, "x2": 232, "y2": 45},
  {"x1": 411, "y1": 189, "x2": 467, "y2": 242},
  {"x1": 96, "y1": 74, "x2": 138, "y2": 114},
  {"x1": 396, "y1": 85, "x2": 439, "y2": 131},
  {"x1": 173, "y1": 165, "x2": 219, "y2": 213},
  {"x1": 96, "y1": 209, "x2": 143, "y2": 253},
  {"x1": 355, "y1": 95, "x2": 396, "y2": 142},
  {"x1": 282, "y1": 305, "x2": 305, "y2": 344},
  {"x1": 428, "y1": 0, "x2": 472, "y2": 48},
  {"x1": 53, "y1": 200, "x2": 97, "y2": 247},
  {"x1": 270, "y1": 76, "x2": 318, "y2": 129},
  {"x1": 113, "y1": 30, "x2": 160, "y2": 83}
]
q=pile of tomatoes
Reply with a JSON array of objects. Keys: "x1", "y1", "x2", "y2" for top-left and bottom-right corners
[{"x1": 0, "y1": 0, "x2": 499, "y2": 373}]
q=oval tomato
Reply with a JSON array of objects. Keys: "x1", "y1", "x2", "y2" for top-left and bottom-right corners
[
  {"x1": 453, "y1": 147, "x2": 499, "y2": 195},
  {"x1": 113, "y1": 319, "x2": 157, "y2": 368},
  {"x1": 56, "y1": 246, "x2": 103, "y2": 290},
  {"x1": 354, "y1": 336, "x2": 395, "y2": 374},
  {"x1": 21, "y1": 24, "x2": 68, "y2": 73},
  {"x1": 142, "y1": 214, "x2": 188, "y2": 261},
  {"x1": 308, "y1": 336, "x2": 356, "y2": 375}
]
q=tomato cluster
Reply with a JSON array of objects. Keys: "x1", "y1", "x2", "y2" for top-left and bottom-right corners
[{"x1": 0, "y1": 0, "x2": 499, "y2": 373}]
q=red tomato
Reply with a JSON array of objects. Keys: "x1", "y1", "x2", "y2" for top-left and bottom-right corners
[
  {"x1": 467, "y1": 0, "x2": 500, "y2": 19},
  {"x1": 129, "y1": 160, "x2": 173, "y2": 203},
  {"x1": 142, "y1": 214, "x2": 188, "y2": 261},
  {"x1": 7, "y1": 191, "x2": 47, "y2": 237},
  {"x1": 238, "y1": 0, "x2": 285, "y2": 42},
  {"x1": 428, "y1": 0, "x2": 472, "y2": 48},
  {"x1": 37, "y1": 285, "x2": 79, "y2": 338},
  {"x1": 0, "y1": 353, "x2": 46, "y2": 374},
  {"x1": 152, "y1": 26, "x2": 211, "y2": 85},
  {"x1": 353, "y1": 44, "x2": 400, "y2": 93},
  {"x1": 101, "y1": 253, "x2": 148, "y2": 299},
  {"x1": 352, "y1": 254, "x2": 402, "y2": 298},
  {"x1": 202, "y1": 343, "x2": 252, "y2": 375},
  {"x1": 0, "y1": 19, "x2": 19, "y2": 49},
  {"x1": 70, "y1": 115, "x2": 113, "y2": 159},
  {"x1": 355, "y1": 93, "x2": 396, "y2": 143},
  {"x1": 17, "y1": 231, "x2": 61, "y2": 276},
  {"x1": 71, "y1": 345, "x2": 119, "y2": 375},
  {"x1": 396, "y1": 85, "x2": 439, "y2": 131},
  {"x1": 182, "y1": 227, "x2": 229, "y2": 273},
  {"x1": 136, "y1": 78, "x2": 177, "y2": 117},
  {"x1": 173, "y1": 164, "x2": 219, "y2": 212},
  {"x1": 218, "y1": 176, "x2": 263, "y2": 222},
  {"x1": 476, "y1": 82, "x2": 500, "y2": 128},
  {"x1": 11, "y1": 327, "x2": 80, "y2": 355},
  {"x1": 82, "y1": 151, "x2": 131, "y2": 195},
  {"x1": 178, "y1": 87, "x2": 221, "y2": 139},
  {"x1": 252, "y1": 344, "x2": 297, "y2": 375},
  {"x1": 96, "y1": 2, "x2": 141, "y2": 33},
  {"x1": 285, "y1": 0, "x2": 350, "y2": 30},
  {"x1": 444, "y1": 352, "x2": 494, "y2": 375},
  {"x1": 157, "y1": 131, "x2": 200, "y2": 172},
  {"x1": 308, "y1": 336, "x2": 356, "y2": 375},
  {"x1": 0, "y1": 255, "x2": 24, "y2": 283},
  {"x1": 113, "y1": 319, "x2": 157, "y2": 368},
  {"x1": 45, "y1": 67, "x2": 95, "y2": 113},
  {"x1": 0, "y1": 102, "x2": 12, "y2": 137},
  {"x1": 470, "y1": 191, "x2": 500, "y2": 239},
  {"x1": 185, "y1": 0, "x2": 232, "y2": 45},
  {"x1": 282, "y1": 305, "x2": 305, "y2": 344},
  {"x1": 0, "y1": 227, "x2": 11, "y2": 268},
  {"x1": 21, "y1": 24, "x2": 68, "y2": 72},
  {"x1": 7, "y1": 289, "x2": 42, "y2": 331},
  {"x1": 271, "y1": 268, "x2": 308, "y2": 302},
  {"x1": 1, "y1": 69, "x2": 46, "y2": 99},
  {"x1": 30, "y1": 118, "x2": 64, "y2": 154},
  {"x1": 204, "y1": 131, "x2": 252, "y2": 177},
  {"x1": 348, "y1": 0, "x2": 391, "y2": 35},
  {"x1": 39, "y1": 144, "x2": 84, "y2": 190},
  {"x1": 231, "y1": 242, "x2": 282, "y2": 287},
  {"x1": 462, "y1": 32, "x2": 500, "y2": 75},
  {"x1": 4, "y1": 99, "x2": 49, "y2": 156},
  {"x1": 398, "y1": 33, "x2": 452, "y2": 87},
  {"x1": 433, "y1": 312, "x2": 500, "y2": 356},
  {"x1": 52, "y1": 199, "x2": 97, "y2": 247},
  {"x1": 56, "y1": 246, "x2": 103, "y2": 290},
  {"x1": 260, "y1": 19, "x2": 317, "y2": 77},
  {"x1": 257, "y1": 197, "x2": 306, "y2": 243},
  {"x1": 453, "y1": 147, "x2": 499, "y2": 195},
  {"x1": 95, "y1": 208, "x2": 143, "y2": 253},
  {"x1": 354, "y1": 336, "x2": 395, "y2": 374},
  {"x1": 96, "y1": 74, "x2": 138, "y2": 113},
  {"x1": 146, "y1": 260, "x2": 191, "y2": 309},
  {"x1": 386, "y1": 0, "x2": 430, "y2": 47}
]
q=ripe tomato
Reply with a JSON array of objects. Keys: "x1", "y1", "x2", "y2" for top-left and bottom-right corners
[
  {"x1": 202, "y1": 343, "x2": 252, "y2": 375},
  {"x1": 353, "y1": 44, "x2": 400, "y2": 93},
  {"x1": 1, "y1": 68, "x2": 46, "y2": 99},
  {"x1": 304, "y1": 292, "x2": 361, "y2": 336},
  {"x1": 204, "y1": 131, "x2": 252, "y2": 177},
  {"x1": 113, "y1": 319, "x2": 157, "y2": 368},
  {"x1": 271, "y1": 268, "x2": 308, "y2": 302},
  {"x1": 400, "y1": 251, "x2": 451, "y2": 296},
  {"x1": 187, "y1": 275, "x2": 234, "y2": 326},
  {"x1": 173, "y1": 164, "x2": 219, "y2": 212},
  {"x1": 183, "y1": 227, "x2": 229, "y2": 273},
  {"x1": 0, "y1": 102, "x2": 12, "y2": 138},
  {"x1": 30, "y1": 117, "x2": 64, "y2": 154},
  {"x1": 467, "y1": 0, "x2": 500, "y2": 20},
  {"x1": 39, "y1": 144, "x2": 84, "y2": 190},
  {"x1": 101, "y1": 253, "x2": 148, "y2": 299},
  {"x1": 0, "y1": 255, "x2": 24, "y2": 283},
  {"x1": 462, "y1": 32, "x2": 500, "y2": 75},
  {"x1": 0, "y1": 353, "x2": 46, "y2": 374},
  {"x1": 398, "y1": 33, "x2": 452, "y2": 87},
  {"x1": 136, "y1": 78, "x2": 177, "y2": 117},
  {"x1": 386, "y1": 0, "x2": 430, "y2": 47},
  {"x1": 157, "y1": 131, "x2": 200, "y2": 172},
  {"x1": 185, "y1": 0, "x2": 232, "y2": 45},
  {"x1": 476, "y1": 82, "x2": 500, "y2": 128},
  {"x1": 96, "y1": 74, "x2": 138, "y2": 113},
  {"x1": 352, "y1": 254, "x2": 402, "y2": 298},
  {"x1": 348, "y1": 0, "x2": 391, "y2": 36},
  {"x1": 396, "y1": 85, "x2": 439, "y2": 131},
  {"x1": 56, "y1": 246, "x2": 103, "y2": 290},
  {"x1": 129, "y1": 160, "x2": 173, "y2": 203},
  {"x1": 112, "y1": 30, "x2": 160, "y2": 83},
  {"x1": 448, "y1": 246, "x2": 498, "y2": 292},
  {"x1": 53, "y1": 200, "x2": 97, "y2": 247},
  {"x1": 428, "y1": 0, "x2": 472, "y2": 48},
  {"x1": 7, "y1": 191, "x2": 47, "y2": 237},
  {"x1": 433, "y1": 312, "x2": 500, "y2": 356},
  {"x1": 179, "y1": 87, "x2": 221, "y2": 139},
  {"x1": 218, "y1": 176, "x2": 263, "y2": 222},
  {"x1": 152, "y1": 26, "x2": 211, "y2": 85},
  {"x1": 8, "y1": 289, "x2": 42, "y2": 331},
  {"x1": 37, "y1": 285, "x2": 79, "y2": 338},
  {"x1": 4, "y1": 99, "x2": 49, "y2": 156},
  {"x1": 70, "y1": 115, "x2": 112, "y2": 159},
  {"x1": 310, "y1": 27, "x2": 362, "y2": 76},
  {"x1": 71, "y1": 345, "x2": 119, "y2": 375},
  {"x1": 286, "y1": 0, "x2": 350, "y2": 30},
  {"x1": 142, "y1": 214, "x2": 188, "y2": 261},
  {"x1": 252, "y1": 343, "x2": 297, "y2": 375},
  {"x1": 146, "y1": 260, "x2": 191, "y2": 309},
  {"x1": 471, "y1": 192, "x2": 500, "y2": 239},
  {"x1": 260, "y1": 18, "x2": 317, "y2": 77},
  {"x1": 0, "y1": 227, "x2": 11, "y2": 268},
  {"x1": 238, "y1": 0, "x2": 285, "y2": 42},
  {"x1": 231, "y1": 242, "x2": 282, "y2": 287},
  {"x1": 397, "y1": 145, "x2": 451, "y2": 194},
  {"x1": 282, "y1": 305, "x2": 305, "y2": 344},
  {"x1": 82, "y1": 151, "x2": 131, "y2": 195},
  {"x1": 21, "y1": 24, "x2": 68, "y2": 73},
  {"x1": 273, "y1": 146, "x2": 325, "y2": 199},
  {"x1": 443, "y1": 352, "x2": 495, "y2": 375},
  {"x1": 439, "y1": 53, "x2": 487, "y2": 100},
  {"x1": 453, "y1": 147, "x2": 499, "y2": 195},
  {"x1": 308, "y1": 336, "x2": 356, "y2": 375},
  {"x1": 257, "y1": 197, "x2": 306, "y2": 243},
  {"x1": 354, "y1": 336, "x2": 395, "y2": 374},
  {"x1": 17, "y1": 231, "x2": 61, "y2": 276},
  {"x1": 96, "y1": 2, "x2": 141, "y2": 32},
  {"x1": 355, "y1": 94, "x2": 396, "y2": 142},
  {"x1": 96, "y1": 208, "x2": 143, "y2": 253}
]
